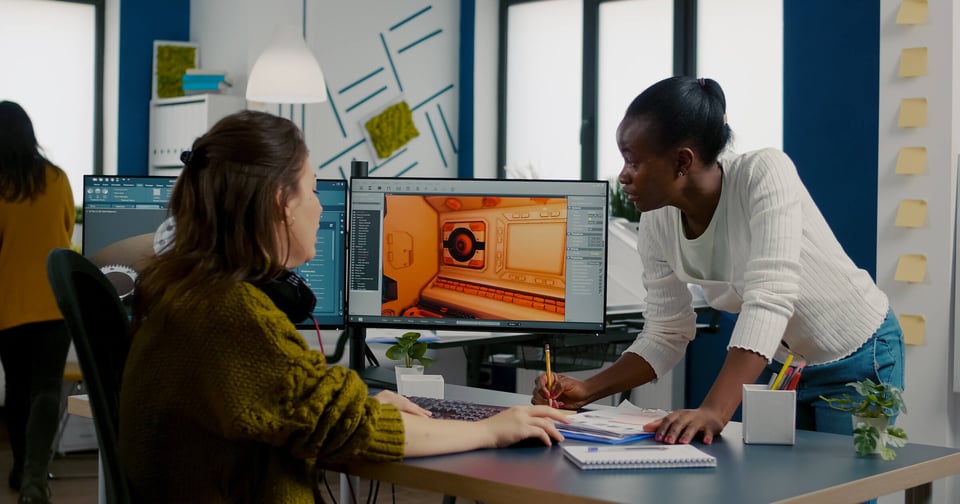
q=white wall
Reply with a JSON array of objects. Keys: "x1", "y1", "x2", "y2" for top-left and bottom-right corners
[
  {"x1": 191, "y1": 0, "x2": 460, "y2": 180},
  {"x1": 877, "y1": 1, "x2": 959, "y2": 502}
]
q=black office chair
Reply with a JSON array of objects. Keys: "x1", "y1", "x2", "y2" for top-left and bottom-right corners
[{"x1": 46, "y1": 248, "x2": 132, "y2": 504}]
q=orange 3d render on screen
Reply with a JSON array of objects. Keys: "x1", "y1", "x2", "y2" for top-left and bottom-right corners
[{"x1": 348, "y1": 178, "x2": 609, "y2": 333}]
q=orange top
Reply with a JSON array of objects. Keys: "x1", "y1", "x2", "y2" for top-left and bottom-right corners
[{"x1": 0, "y1": 165, "x2": 74, "y2": 330}]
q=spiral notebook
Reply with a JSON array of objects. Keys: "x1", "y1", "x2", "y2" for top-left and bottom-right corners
[{"x1": 562, "y1": 444, "x2": 717, "y2": 470}]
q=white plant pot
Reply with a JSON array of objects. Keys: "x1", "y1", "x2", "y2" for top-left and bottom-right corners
[
  {"x1": 395, "y1": 364, "x2": 424, "y2": 379},
  {"x1": 852, "y1": 415, "x2": 891, "y2": 454},
  {"x1": 395, "y1": 365, "x2": 424, "y2": 396}
]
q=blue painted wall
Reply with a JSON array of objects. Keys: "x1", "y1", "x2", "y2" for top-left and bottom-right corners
[
  {"x1": 783, "y1": 0, "x2": 880, "y2": 277},
  {"x1": 117, "y1": 1, "x2": 190, "y2": 175},
  {"x1": 686, "y1": 1, "x2": 881, "y2": 409},
  {"x1": 457, "y1": 0, "x2": 475, "y2": 179}
]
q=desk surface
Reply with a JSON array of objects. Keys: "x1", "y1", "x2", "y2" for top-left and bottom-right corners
[{"x1": 342, "y1": 385, "x2": 960, "y2": 504}]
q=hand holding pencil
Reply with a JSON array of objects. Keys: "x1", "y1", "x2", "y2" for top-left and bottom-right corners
[{"x1": 531, "y1": 346, "x2": 591, "y2": 409}]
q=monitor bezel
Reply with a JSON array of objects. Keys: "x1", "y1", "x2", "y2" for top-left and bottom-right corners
[
  {"x1": 294, "y1": 178, "x2": 349, "y2": 330},
  {"x1": 345, "y1": 176, "x2": 610, "y2": 334}
]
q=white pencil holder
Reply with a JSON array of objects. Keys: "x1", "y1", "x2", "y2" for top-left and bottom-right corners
[{"x1": 742, "y1": 384, "x2": 796, "y2": 445}]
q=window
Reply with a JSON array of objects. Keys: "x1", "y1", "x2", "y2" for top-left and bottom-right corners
[
  {"x1": 697, "y1": 0, "x2": 782, "y2": 153},
  {"x1": 0, "y1": 0, "x2": 103, "y2": 204},
  {"x1": 499, "y1": 0, "x2": 782, "y2": 180},
  {"x1": 504, "y1": 0, "x2": 583, "y2": 180},
  {"x1": 597, "y1": 0, "x2": 674, "y2": 182}
]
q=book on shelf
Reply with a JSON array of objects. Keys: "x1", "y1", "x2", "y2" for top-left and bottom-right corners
[
  {"x1": 185, "y1": 68, "x2": 229, "y2": 76},
  {"x1": 556, "y1": 401, "x2": 667, "y2": 444},
  {"x1": 562, "y1": 443, "x2": 717, "y2": 470}
]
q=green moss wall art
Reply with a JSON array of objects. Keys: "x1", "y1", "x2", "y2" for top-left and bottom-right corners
[
  {"x1": 365, "y1": 101, "x2": 419, "y2": 159},
  {"x1": 153, "y1": 41, "x2": 198, "y2": 99}
]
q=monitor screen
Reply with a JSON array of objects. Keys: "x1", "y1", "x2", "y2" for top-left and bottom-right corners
[
  {"x1": 347, "y1": 177, "x2": 609, "y2": 333},
  {"x1": 82, "y1": 175, "x2": 177, "y2": 308},
  {"x1": 82, "y1": 176, "x2": 348, "y2": 328}
]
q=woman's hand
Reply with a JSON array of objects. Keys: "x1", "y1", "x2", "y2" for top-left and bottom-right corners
[
  {"x1": 478, "y1": 405, "x2": 571, "y2": 448},
  {"x1": 531, "y1": 373, "x2": 589, "y2": 410},
  {"x1": 374, "y1": 390, "x2": 432, "y2": 417},
  {"x1": 642, "y1": 407, "x2": 725, "y2": 445}
]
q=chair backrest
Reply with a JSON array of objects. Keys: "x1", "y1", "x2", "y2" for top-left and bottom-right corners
[{"x1": 47, "y1": 248, "x2": 132, "y2": 504}]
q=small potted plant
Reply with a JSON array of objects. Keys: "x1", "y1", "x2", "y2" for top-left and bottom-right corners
[
  {"x1": 386, "y1": 331, "x2": 433, "y2": 380},
  {"x1": 820, "y1": 379, "x2": 908, "y2": 460}
]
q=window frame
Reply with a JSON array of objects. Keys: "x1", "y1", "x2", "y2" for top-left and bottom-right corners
[{"x1": 496, "y1": 0, "x2": 697, "y2": 180}]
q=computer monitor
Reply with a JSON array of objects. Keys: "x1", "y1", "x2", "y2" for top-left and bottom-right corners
[
  {"x1": 82, "y1": 175, "x2": 177, "y2": 308},
  {"x1": 347, "y1": 177, "x2": 609, "y2": 333},
  {"x1": 293, "y1": 179, "x2": 348, "y2": 328},
  {"x1": 82, "y1": 176, "x2": 348, "y2": 328}
]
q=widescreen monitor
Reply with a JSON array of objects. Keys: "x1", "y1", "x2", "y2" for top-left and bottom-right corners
[
  {"x1": 82, "y1": 176, "x2": 348, "y2": 328},
  {"x1": 347, "y1": 177, "x2": 609, "y2": 333}
]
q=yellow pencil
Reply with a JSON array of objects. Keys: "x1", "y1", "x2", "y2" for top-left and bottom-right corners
[
  {"x1": 545, "y1": 344, "x2": 553, "y2": 391},
  {"x1": 770, "y1": 353, "x2": 795, "y2": 390}
]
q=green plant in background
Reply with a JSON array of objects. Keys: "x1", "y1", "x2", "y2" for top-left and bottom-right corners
[
  {"x1": 157, "y1": 45, "x2": 197, "y2": 98},
  {"x1": 821, "y1": 379, "x2": 908, "y2": 460},
  {"x1": 609, "y1": 179, "x2": 641, "y2": 222},
  {"x1": 75, "y1": 205, "x2": 83, "y2": 225},
  {"x1": 365, "y1": 101, "x2": 419, "y2": 158},
  {"x1": 385, "y1": 331, "x2": 433, "y2": 368}
]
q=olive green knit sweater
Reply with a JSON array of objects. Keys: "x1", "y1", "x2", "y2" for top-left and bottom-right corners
[{"x1": 119, "y1": 282, "x2": 404, "y2": 503}]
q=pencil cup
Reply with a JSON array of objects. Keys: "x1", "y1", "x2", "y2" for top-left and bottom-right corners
[{"x1": 742, "y1": 384, "x2": 796, "y2": 445}]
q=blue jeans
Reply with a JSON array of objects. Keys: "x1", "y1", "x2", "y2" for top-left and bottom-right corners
[{"x1": 757, "y1": 309, "x2": 905, "y2": 435}]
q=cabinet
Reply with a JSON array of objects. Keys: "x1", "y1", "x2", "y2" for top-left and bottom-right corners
[{"x1": 148, "y1": 94, "x2": 245, "y2": 173}]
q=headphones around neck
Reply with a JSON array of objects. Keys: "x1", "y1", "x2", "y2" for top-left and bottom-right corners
[
  {"x1": 154, "y1": 217, "x2": 316, "y2": 324},
  {"x1": 255, "y1": 270, "x2": 317, "y2": 324}
]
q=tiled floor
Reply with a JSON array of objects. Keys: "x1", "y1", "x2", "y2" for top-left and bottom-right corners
[{"x1": 0, "y1": 420, "x2": 450, "y2": 503}]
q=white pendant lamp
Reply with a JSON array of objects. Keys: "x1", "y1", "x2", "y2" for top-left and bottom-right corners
[{"x1": 246, "y1": 24, "x2": 327, "y2": 104}]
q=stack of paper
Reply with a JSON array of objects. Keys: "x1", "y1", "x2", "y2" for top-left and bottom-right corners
[{"x1": 557, "y1": 401, "x2": 667, "y2": 444}]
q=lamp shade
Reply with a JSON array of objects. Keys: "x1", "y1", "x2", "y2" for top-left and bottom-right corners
[{"x1": 246, "y1": 24, "x2": 327, "y2": 104}]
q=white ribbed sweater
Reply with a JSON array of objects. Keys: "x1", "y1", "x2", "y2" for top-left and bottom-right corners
[{"x1": 624, "y1": 148, "x2": 888, "y2": 378}]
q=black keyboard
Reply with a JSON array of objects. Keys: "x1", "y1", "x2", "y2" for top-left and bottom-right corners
[{"x1": 407, "y1": 396, "x2": 508, "y2": 421}]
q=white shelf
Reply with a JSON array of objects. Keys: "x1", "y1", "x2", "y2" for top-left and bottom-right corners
[{"x1": 148, "y1": 94, "x2": 245, "y2": 172}]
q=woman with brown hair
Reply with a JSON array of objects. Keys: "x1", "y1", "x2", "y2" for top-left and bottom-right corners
[
  {"x1": 119, "y1": 110, "x2": 568, "y2": 502},
  {"x1": 0, "y1": 100, "x2": 74, "y2": 504}
]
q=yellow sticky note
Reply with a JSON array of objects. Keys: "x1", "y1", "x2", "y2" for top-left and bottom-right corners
[
  {"x1": 896, "y1": 0, "x2": 928, "y2": 25},
  {"x1": 895, "y1": 147, "x2": 927, "y2": 175},
  {"x1": 894, "y1": 254, "x2": 927, "y2": 283},
  {"x1": 895, "y1": 199, "x2": 927, "y2": 228},
  {"x1": 898, "y1": 47, "x2": 928, "y2": 77},
  {"x1": 898, "y1": 98, "x2": 927, "y2": 128},
  {"x1": 898, "y1": 314, "x2": 925, "y2": 345}
]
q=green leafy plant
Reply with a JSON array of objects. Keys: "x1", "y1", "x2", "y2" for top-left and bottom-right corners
[
  {"x1": 820, "y1": 379, "x2": 908, "y2": 460},
  {"x1": 609, "y1": 179, "x2": 641, "y2": 222},
  {"x1": 385, "y1": 331, "x2": 433, "y2": 368}
]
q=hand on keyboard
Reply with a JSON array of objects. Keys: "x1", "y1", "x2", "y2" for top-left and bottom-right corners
[
  {"x1": 406, "y1": 396, "x2": 572, "y2": 448},
  {"x1": 375, "y1": 390, "x2": 433, "y2": 417},
  {"x1": 406, "y1": 396, "x2": 506, "y2": 421}
]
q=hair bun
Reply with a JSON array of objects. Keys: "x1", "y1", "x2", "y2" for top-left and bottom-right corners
[{"x1": 180, "y1": 150, "x2": 193, "y2": 165}]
